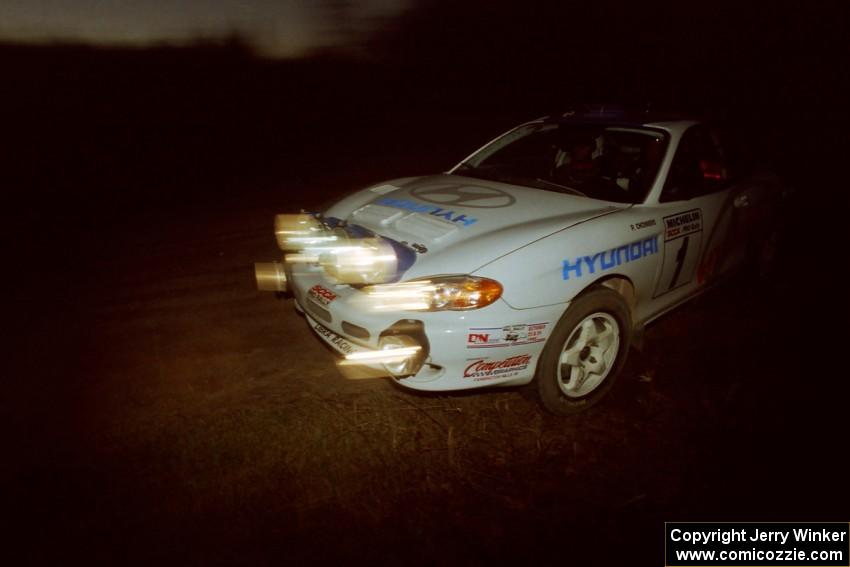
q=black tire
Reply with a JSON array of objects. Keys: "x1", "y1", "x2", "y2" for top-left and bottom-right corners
[{"x1": 537, "y1": 287, "x2": 632, "y2": 415}]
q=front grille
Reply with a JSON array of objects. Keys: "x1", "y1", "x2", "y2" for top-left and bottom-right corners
[
  {"x1": 342, "y1": 321, "x2": 370, "y2": 340},
  {"x1": 305, "y1": 301, "x2": 332, "y2": 323}
]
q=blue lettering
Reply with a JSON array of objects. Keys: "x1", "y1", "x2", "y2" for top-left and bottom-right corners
[
  {"x1": 412, "y1": 201, "x2": 435, "y2": 213},
  {"x1": 562, "y1": 258, "x2": 583, "y2": 280},
  {"x1": 376, "y1": 198, "x2": 478, "y2": 226},
  {"x1": 642, "y1": 237, "x2": 654, "y2": 257},
  {"x1": 431, "y1": 209, "x2": 456, "y2": 221},
  {"x1": 562, "y1": 237, "x2": 660, "y2": 281},
  {"x1": 616, "y1": 245, "x2": 629, "y2": 264},
  {"x1": 454, "y1": 214, "x2": 477, "y2": 227},
  {"x1": 583, "y1": 252, "x2": 602, "y2": 274}
]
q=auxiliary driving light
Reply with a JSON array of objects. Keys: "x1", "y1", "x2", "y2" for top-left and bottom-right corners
[
  {"x1": 254, "y1": 261, "x2": 287, "y2": 292},
  {"x1": 274, "y1": 213, "x2": 336, "y2": 251},
  {"x1": 319, "y1": 237, "x2": 398, "y2": 285}
]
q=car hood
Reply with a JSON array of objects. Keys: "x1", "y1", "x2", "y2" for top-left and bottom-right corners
[{"x1": 333, "y1": 174, "x2": 628, "y2": 279}]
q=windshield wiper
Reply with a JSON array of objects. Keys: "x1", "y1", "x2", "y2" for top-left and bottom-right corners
[
  {"x1": 533, "y1": 178, "x2": 587, "y2": 197},
  {"x1": 452, "y1": 165, "x2": 500, "y2": 182}
]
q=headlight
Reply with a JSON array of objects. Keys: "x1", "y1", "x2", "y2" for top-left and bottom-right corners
[{"x1": 361, "y1": 275, "x2": 503, "y2": 311}]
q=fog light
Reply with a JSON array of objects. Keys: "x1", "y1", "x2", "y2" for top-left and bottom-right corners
[{"x1": 378, "y1": 334, "x2": 423, "y2": 377}]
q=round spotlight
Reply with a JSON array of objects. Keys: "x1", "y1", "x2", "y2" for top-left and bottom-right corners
[{"x1": 378, "y1": 334, "x2": 423, "y2": 377}]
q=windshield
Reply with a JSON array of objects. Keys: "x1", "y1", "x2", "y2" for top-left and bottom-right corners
[{"x1": 453, "y1": 122, "x2": 668, "y2": 204}]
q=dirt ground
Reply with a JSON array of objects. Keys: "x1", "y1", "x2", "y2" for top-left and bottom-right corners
[{"x1": 6, "y1": 168, "x2": 847, "y2": 564}]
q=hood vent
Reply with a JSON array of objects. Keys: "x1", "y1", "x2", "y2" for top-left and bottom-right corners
[
  {"x1": 351, "y1": 204, "x2": 458, "y2": 243},
  {"x1": 350, "y1": 204, "x2": 403, "y2": 227}
]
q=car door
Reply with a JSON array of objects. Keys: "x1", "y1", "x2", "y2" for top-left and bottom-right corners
[{"x1": 650, "y1": 125, "x2": 747, "y2": 303}]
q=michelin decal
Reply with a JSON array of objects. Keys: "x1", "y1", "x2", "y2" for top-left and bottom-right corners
[{"x1": 664, "y1": 209, "x2": 702, "y2": 241}]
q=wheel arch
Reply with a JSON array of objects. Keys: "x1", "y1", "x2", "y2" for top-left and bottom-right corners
[{"x1": 576, "y1": 274, "x2": 637, "y2": 321}]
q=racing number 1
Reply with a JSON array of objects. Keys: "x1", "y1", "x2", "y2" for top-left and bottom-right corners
[
  {"x1": 654, "y1": 208, "x2": 703, "y2": 298},
  {"x1": 669, "y1": 236, "x2": 689, "y2": 290}
]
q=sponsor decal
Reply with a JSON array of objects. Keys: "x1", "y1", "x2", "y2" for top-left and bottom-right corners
[
  {"x1": 663, "y1": 209, "x2": 702, "y2": 241},
  {"x1": 468, "y1": 333, "x2": 490, "y2": 344},
  {"x1": 410, "y1": 184, "x2": 516, "y2": 208},
  {"x1": 464, "y1": 354, "x2": 532, "y2": 381},
  {"x1": 653, "y1": 211, "x2": 705, "y2": 295},
  {"x1": 308, "y1": 284, "x2": 337, "y2": 306},
  {"x1": 466, "y1": 322, "x2": 549, "y2": 348},
  {"x1": 630, "y1": 219, "x2": 657, "y2": 231},
  {"x1": 313, "y1": 322, "x2": 354, "y2": 355},
  {"x1": 375, "y1": 197, "x2": 478, "y2": 227},
  {"x1": 562, "y1": 235, "x2": 659, "y2": 280}
]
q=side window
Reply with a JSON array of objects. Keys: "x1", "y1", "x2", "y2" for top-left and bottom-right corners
[{"x1": 661, "y1": 126, "x2": 728, "y2": 202}]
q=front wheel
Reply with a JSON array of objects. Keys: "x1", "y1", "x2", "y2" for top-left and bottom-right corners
[{"x1": 537, "y1": 287, "x2": 632, "y2": 415}]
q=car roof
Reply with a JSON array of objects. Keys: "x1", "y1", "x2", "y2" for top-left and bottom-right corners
[{"x1": 540, "y1": 104, "x2": 699, "y2": 131}]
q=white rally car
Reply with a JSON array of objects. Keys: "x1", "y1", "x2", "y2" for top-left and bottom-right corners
[{"x1": 255, "y1": 108, "x2": 784, "y2": 414}]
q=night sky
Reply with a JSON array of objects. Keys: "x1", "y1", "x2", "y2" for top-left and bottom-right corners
[{"x1": 0, "y1": 0, "x2": 406, "y2": 56}]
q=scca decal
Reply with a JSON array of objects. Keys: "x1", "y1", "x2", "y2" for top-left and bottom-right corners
[
  {"x1": 375, "y1": 197, "x2": 478, "y2": 227},
  {"x1": 562, "y1": 235, "x2": 659, "y2": 280},
  {"x1": 308, "y1": 284, "x2": 337, "y2": 306}
]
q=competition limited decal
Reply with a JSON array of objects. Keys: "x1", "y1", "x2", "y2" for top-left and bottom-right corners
[
  {"x1": 467, "y1": 322, "x2": 549, "y2": 348},
  {"x1": 308, "y1": 284, "x2": 337, "y2": 306},
  {"x1": 464, "y1": 354, "x2": 532, "y2": 381}
]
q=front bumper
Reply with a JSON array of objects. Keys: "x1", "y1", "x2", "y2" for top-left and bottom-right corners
[{"x1": 288, "y1": 263, "x2": 568, "y2": 392}]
